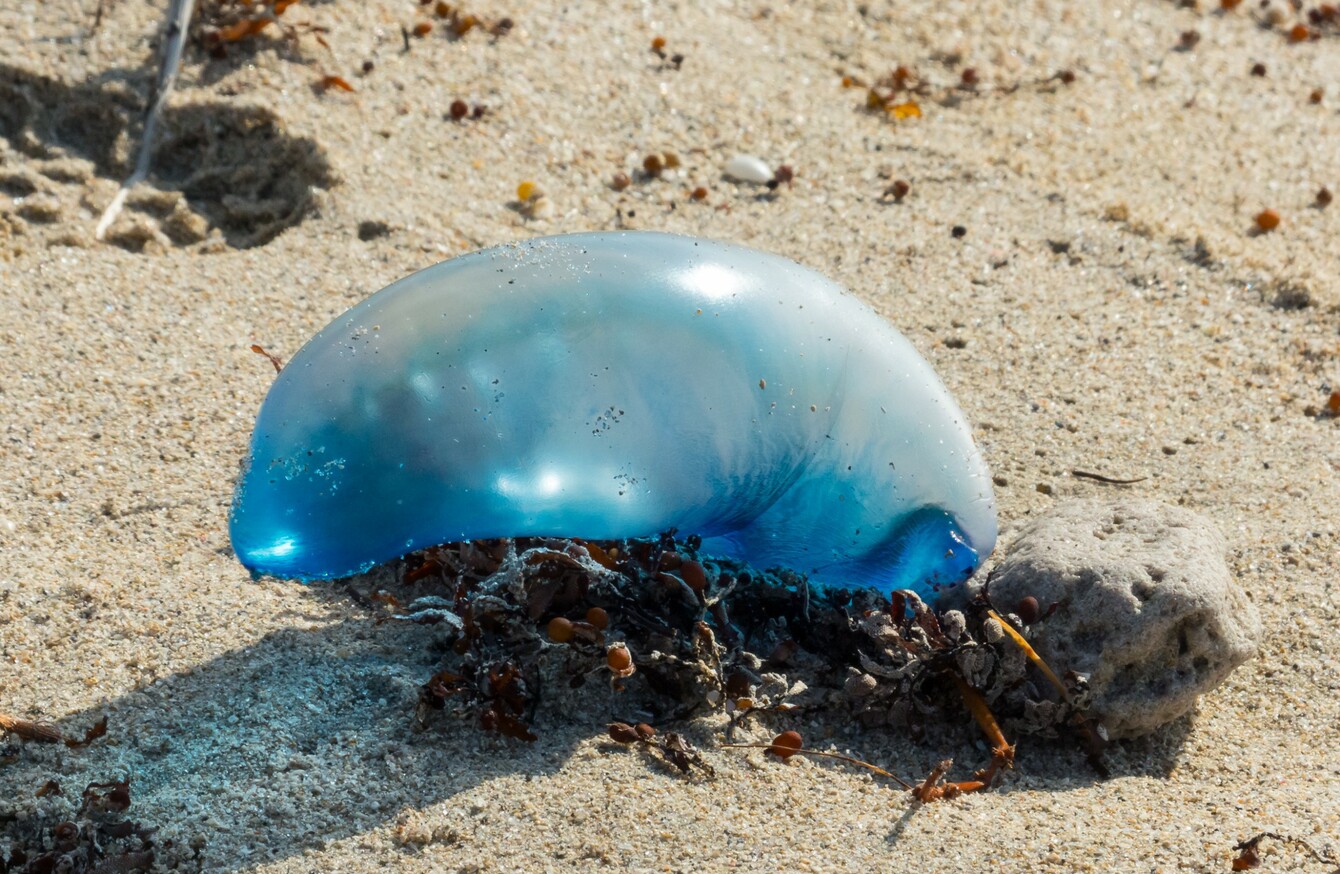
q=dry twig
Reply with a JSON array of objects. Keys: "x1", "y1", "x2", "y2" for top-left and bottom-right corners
[
  {"x1": 95, "y1": 0, "x2": 197, "y2": 240},
  {"x1": 0, "y1": 713, "x2": 63, "y2": 743},
  {"x1": 1071, "y1": 469, "x2": 1148, "y2": 485}
]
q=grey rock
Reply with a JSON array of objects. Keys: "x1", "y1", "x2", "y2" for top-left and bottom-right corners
[{"x1": 982, "y1": 499, "x2": 1260, "y2": 738}]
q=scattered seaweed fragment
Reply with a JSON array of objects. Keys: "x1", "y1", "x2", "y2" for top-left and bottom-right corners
[
  {"x1": 427, "y1": 2, "x2": 513, "y2": 39},
  {"x1": 249, "y1": 344, "x2": 284, "y2": 373},
  {"x1": 197, "y1": 0, "x2": 330, "y2": 56},
  {"x1": 316, "y1": 74, "x2": 356, "y2": 94},
  {"x1": 649, "y1": 35, "x2": 685, "y2": 70},
  {"x1": 1232, "y1": 831, "x2": 1340, "y2": 871},
  {"x1": 852, "y1": 61, "x2": 1077, "y2": 121},
  {"x1": 65, "y1": 715, "x2": 109, "y2": 749},
  {"x1": 606, "y1": 722, "x2": 713, "y2": 776}
]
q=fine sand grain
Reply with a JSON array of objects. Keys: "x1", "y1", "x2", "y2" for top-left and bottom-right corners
[{"x1": 2, "y1": 0, "x2": 1338, "y2": 871}]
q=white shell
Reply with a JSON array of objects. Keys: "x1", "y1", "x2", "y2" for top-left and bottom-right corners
[{"x1": 723, "y1": 154, "x2": 774, "y2": 185}]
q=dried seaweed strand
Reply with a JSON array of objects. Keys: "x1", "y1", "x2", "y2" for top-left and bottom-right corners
[
  {"x1": 1070, "y1": 469, "x2": 1148, "y2": 485},
  {"x1": 949, "y1": 674, "x2": 1011, "y2": 754},
  {"x1": 719, "y1": 742, "x2": 916, "y2": 790}
]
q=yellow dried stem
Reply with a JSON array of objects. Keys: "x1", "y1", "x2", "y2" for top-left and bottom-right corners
[{"x1": 988, "y1": 608, "x2": 1069, "y2": 701}]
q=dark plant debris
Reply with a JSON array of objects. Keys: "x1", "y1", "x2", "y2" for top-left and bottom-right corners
[
  {"x1": 65, "y1": 715, "x2": 109, "y2": 749},
  {"x1": 1, "y1": 779, "x2": 162, "y2": 873},
  {"x1": 1232, "y1": 831, "x2": 1340, "y2": 872},
  {"x1": 607, "y1": 722, "x2": 713, "y2": 777},
  {"x1": 650, "y1": 36, "x2": 685, "y2": 71},
  {"x1": 765, "y1": 165, "x2": 794, "y2": 191},
  {"x1": 81, "y1": 780, "x2": 132, "y2": 815},
  {"x1": 342, "y1": 532, "x2": 1108, "y2": 797}
]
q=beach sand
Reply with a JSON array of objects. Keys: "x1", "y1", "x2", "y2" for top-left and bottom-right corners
[{"x1": 1, "y1": 0, "x2": 1338, "y2": 870}]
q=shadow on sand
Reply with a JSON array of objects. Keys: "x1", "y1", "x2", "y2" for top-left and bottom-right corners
[{"x1": 2, "y1": 571, "x2": 1197, "y2": 871}]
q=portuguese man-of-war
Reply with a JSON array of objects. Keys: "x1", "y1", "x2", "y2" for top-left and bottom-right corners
[{"x1": 228, "y1": 232, "x2": 997, "y2": 599}]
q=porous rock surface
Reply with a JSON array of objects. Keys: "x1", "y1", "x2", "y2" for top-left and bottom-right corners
[{"x1": 983, "y1": 499, "x2": 1261, "y2": 738}]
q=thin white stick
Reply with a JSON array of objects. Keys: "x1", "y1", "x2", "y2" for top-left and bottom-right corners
[{"x1": 95, "y1": 0, "x2": 197, "y2": 240}]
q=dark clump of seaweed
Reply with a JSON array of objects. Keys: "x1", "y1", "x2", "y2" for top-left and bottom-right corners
[
  {"x1": 0, "y1": 778, "x2": 167, "y2": 873},
  {"x1": 342, "y1": 533, "x2": 1105, "y2": 799}
]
